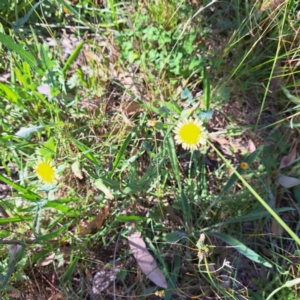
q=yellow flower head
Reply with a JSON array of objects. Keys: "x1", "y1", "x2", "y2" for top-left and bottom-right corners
[
  {"x1": 240, "y1": 162, "x2": 249, "y2": 170},
  {"x1": 173, "y1": 118, "x2": 207, "y2": 150},
  {"x1": 34, "y1": 159, "x2": 57, "y2": 184},
  {"x1": 146, "y1": 120, "x2": 157, "y2": 127}
]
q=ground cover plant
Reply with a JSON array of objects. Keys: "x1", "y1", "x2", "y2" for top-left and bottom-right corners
[{"x1": 0, "y1": 0, "x2": 300, "y2": 299}]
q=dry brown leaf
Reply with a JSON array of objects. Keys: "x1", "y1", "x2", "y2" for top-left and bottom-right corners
[
  {"x1": 279, "y1": 138, "x2": 298, "y2": 169},
  {"x1": 95, "y1": 179, "x2": 114, "y2": 200},
  {"x1": 271, "y1": 219, "x2": 284, "y2": 236},
  {"x1": 80, "y1": 204, "x2": 110, "y2": 236},
  {"x1": 209, "y1": 134, "x2": 248, "y2": 153},
  {"x1": 128, "y1": 231, "x2": 167, "y2": 289},
  {"x1": 123, "y1": 101, "x2": 141, "y2": 116},
  {"x1": 248, "y1": 140, "x2": 256, "y2": 153},
  {"x1": 36, "y1": 252, "x2": 56, "y2": 267}
]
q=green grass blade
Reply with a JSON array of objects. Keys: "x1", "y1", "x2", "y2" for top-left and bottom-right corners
[
  {"x1": 62, "y1": 256, "x2": 79, "y2": 284},
  {"x1": 165, "y1": 255, "x2": 181, "y2": 300},
  {"x1": 208, "y1": 140, "x2": 300, "y2": 246},
  {"x1": 0, "y1": 216, "x2": 33, "y2": 224},
  {"x1": 209, "y1": 232, "x2": 272, "y2": 268},
  {"x1": 180, "y1": 190, "x2": 190, "y2": 227},
  {"x1": 0, "y1": 83, "x2": 18, "y2": 104},
  {"x1": 165, "y1": 135, "x2": 182, "y2": 192},
  {"x1": 109, "y1": 131, "x2": 133, "y2": 177},
  {"x1": 0, "y1": 33, "x2": 37, "y2": 66},
  {"x1": 13, "y1": 0, "x2": 44, "y2": 33},
  {"x1": 62, "y1": 41, "x2": 85, "y2": 78},
  {"x1": 203, "y1": 66, "x2": 210, "y2": 110},
  {"x1": 0, "y1": 173, "x2": 41, "y2": 201},
  {"x1": 34, "y1": 223, "x2": 69, "y2": 244},
  {"x1": 71, "y1": 138, "x2": 98, "y2": 164}
]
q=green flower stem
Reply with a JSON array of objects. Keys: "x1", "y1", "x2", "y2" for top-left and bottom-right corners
[{"x1": 207, "y1": 140, "x2": 300, "y2": 246}]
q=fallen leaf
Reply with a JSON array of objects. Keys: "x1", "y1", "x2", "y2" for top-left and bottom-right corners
[
  {"x1": 36, "y1": 252, "x2": 55, "y2": 267},
  {"x1": 271, "y1": 219, "x2": 284, "y2": 236},
  {"x1": 95, "y1": 179, "x2": 114, "y2": 200},
  {"x1": 122, "y1": 101, "x2": 141, "y2": 116},
  {"x1": 71, "y1": 161, "x2": 83, "y2": 180},
  {"x1": 92, "y1": 268, "x2": 120, "y2": 294},
  {"x1": 279, "y1": 138, "x2": 298, "y2": 169},
  {"x1": 276, "y1": 174, "x2": 300, "y2": 188},
  {"x1": 80, "y1": 204, "x2": 110, "y2": 236},
  {"x1": 128, "y1": 231, "x2": 167, "y2": 289},
  {"x1": 248, "y1": 140, "x2": 256, "y2": 153}
]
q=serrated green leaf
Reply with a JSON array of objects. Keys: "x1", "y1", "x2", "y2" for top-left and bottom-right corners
[
  {"x1": 15, "y1": 124, "x2": 44, "y2": 140},
  {"x1": 39, "y1": 137, "x2": 56, "y2": 159}
]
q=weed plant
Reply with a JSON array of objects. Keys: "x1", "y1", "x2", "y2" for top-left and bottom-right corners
[{"x1": 0, "y1": 0, "x2": 300, "y2": 299}]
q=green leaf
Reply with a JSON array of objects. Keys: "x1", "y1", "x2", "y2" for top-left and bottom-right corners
[
  {"x1": 0, "y1": 33, "x2": 37, "y2": 66},
  {"x1": 165, "y1": 135, "x2": 181, "y2": 191},
  {"x1": 165, "y1": 231, "x2": 187, "y2": 243},
  {"x1": 181, "y1": 88, "x2": 193, "y2": 100},
  {"x1": 71, "y1": 138, "x2": 98, "y2": 164},
  {"x1": 209, "y1": 232, "x2": 272, "y2": 268},
  {"x1": 165, "y1": 255, "x2": 181, "y2": 300},
  {"x1": 45, "y1": 202, "x2": 78, "y2": 215},
  {"x1": 202, "y1": 66, "x2": 210, "y2": 111},
  {"x1": 15, "y1": 124, "x2": 44, "y2": 140},
  {"x1": 62, "y1": 41, "x2": 85, "y2": 78},
  {"x1": 109, "y1": 131, "x2": 133, "y2": 177},
  {"x1": 157, "y1": 101, "x2": 181, "y2": 115},
  {"x1": 62, "y1": 256, "x2": 79, "y2": 284},
  {"x1": 1, "y1": 244, "x2": 26, "y2": 288},
  {"x1": 39, "y1": 137, "x2": 56, "y2": 159},
  {"x1": 0, "y1": 174, "x2": 41, "y2": 201},
  {"x1": 13, "y1": 0, "x2": 45, "y2": 33},
  {"x1": 280, "y1": 84, "x2": 300, "y2": 104},
  {"x1": 34, "y1": 224, "x2": 69, "y2": 243},
  {"x1": 0, "y1": 83, "x2": 18, "y2": 104},
  {"x1": 116, "y1": 215, "x2": 148, "y2": 222},
  {"x1": 180, "y1": 191, "x2": 190, "y2": 226},
  {"x1": 0, "y1": 216, "x2": 32, "y2": 224}
]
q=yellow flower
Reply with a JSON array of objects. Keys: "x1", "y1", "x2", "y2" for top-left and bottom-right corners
[
  {"x1": 34, "y1": 159, "x2": 57, "y2": 184},
  {"x1": 173, "y1": 118, "x2": 207, "y2": 150},
  {"x1": 147, "y1": 120, "x2": 157, "y2": 127},
  {"x1": 240, "y1": 162, "x2": 249, "y2": 170}
]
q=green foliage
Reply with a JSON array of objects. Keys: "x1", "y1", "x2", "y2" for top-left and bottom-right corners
[{"x1": 0, "y1": 0, "x2": 299, "y2": 299}]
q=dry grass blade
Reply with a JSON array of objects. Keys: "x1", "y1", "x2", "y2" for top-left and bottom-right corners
[{"x1": 128, "y1": 231, "x2": 167, "y2": 289}]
